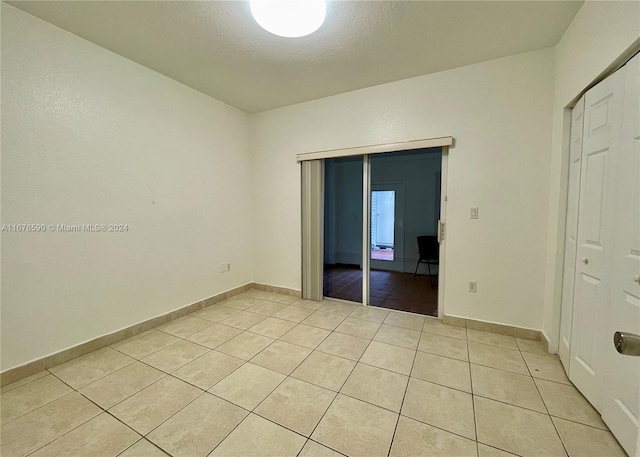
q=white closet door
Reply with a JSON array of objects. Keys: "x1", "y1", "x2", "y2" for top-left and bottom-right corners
[
  {"x1": 601, "y1": 53, "x2": 640, "y2": 457},
  {"x1": 569, "y1": 67, "x2": 624, "y2": 411},
  {"x1": 559, "y1": 96, "x2": 585, "y2": 371}
]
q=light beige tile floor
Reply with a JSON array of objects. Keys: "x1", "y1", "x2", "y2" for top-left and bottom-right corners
[{"x1": 0, "y1": 291, "x2": 627, "y2": 457}]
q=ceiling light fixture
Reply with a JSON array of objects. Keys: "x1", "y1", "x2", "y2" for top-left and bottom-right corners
[{"x1": 250, "y1": 0, "x2": 326, "y2": 38}]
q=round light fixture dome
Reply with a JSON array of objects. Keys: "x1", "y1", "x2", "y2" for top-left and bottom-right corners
[{"x1": 250, "y1": 0, "x2": 326, "y2": 38}]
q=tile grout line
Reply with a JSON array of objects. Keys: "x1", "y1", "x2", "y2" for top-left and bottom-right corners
[
  {"x1": 0, "y1": 370, "x2": 53, "y2": 394},
  {"x1": 202, "y1": 323, "x2": 336, "y2": 456},
  {"x1": 386, "y1": 337, "x2": 420, "y2": 457},
  {"x1": 248, "y1": 332, "x2": 326, "y2": 410},
  {"x1": 300, "y1": 325, "x2": 377, "y2": 454},
  {"x1": 471, "y1": 338, "x2": 567, "y2": 457},
  {"x1": 527, "y1": 356, "x2": 571, "y2": 457},
  {"x1": 4, "y1": 373, "x2": 95, "y2": 427},
  {"x1": 134, "y1": 335, "x2": 214, "y2": 364},
  {"x1": 480, "y1": 443, "x2": 526, "y2": 457},
  {"x1": 204, "y1": 379, "x2": 310, "y2": 456},
  {"x1": 52, "y1": 371, "x2": 499, "y2": 457},
  {"x1": 115, "y1": 437, "x2": 144, "y2": 457},
  {"x1": 211, "y1": 345, "x2": 604, "y2": 454},
  {"x1": 297, "y1": 439, "x2": 349, "y2": 457},
  {"x1": 21, "y1": 374, "x2": 145, "y2": 457},
  {"x1": 111, "y1": 332, "x2": 185, "y2": 361},
  {"x1": 62, "y1": 356, "x2": 214, "y2": 452},
  {"x1": 466, "y1": 359, "x2": 528, "y2": 377},
  {"x1": 295, "y1": 380, "x2": 484, "y2": 451},
  {"x1": 547, "y1": 415, "x2": 613, "y2": 432},
  {"x1": 136, "y1": 389, "x2": 210, "y2": 454},
  {"x1": 465, "y1": 327, "x2": 542, "y2": 455},
  {"x1": 107, "y1": 331, "x2": 246, "y2": 392},
  {"x1": 45, "y1": 346, "x2": 113, "y2": 373},
  {"x1": 21, "y1": 392, "x2": 104, "y2": 457},
  {"x1": 148, "y1": 318, "x2": 331, "y2": 391},
  {"x1": 465, "y1": 325, "x2": 481, "y2": 457},
  {"x1": 115, "y1": 437, "x2": 166, "y2": 457},
  {"x1": 470, "y1": 392, "x2": 549, "y2": 416},
  {"x1": 395, "y1": 412, "x2": 485, "y2": 447},
  {"x1": 110, "y1": 329, "x2": 158, "y2": 350},
  {"x1": 168, "y1": 320, "x2": 450, "y2": 417},
  {"x1": 1, "y1": 378, "x2": 72, "y2": 427},
  {"x1": 126, "y1": 327, "x2": 296, "y2": 441}
]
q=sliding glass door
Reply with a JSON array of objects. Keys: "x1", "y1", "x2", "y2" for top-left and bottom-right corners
[
  {"x1": 319, "y1": 148, "x2": 443, "y2": 317},
  {"x1": 323, "y1": 156, "x2": 364, "y2": 303},
  {"x1": 368, "y1": 150, "x2": 442, "y2": 316}
]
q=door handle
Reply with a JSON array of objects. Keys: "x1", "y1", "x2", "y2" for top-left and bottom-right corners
[
  {"x1": 437, "y1": 220, "x2": 444, "y2": 244},
  {"x1": 613, "y1": 332, "x2": 640, "y2": 356},
  {"x1": 581, "y1": 257, "x2": 589, "y2": 265}
]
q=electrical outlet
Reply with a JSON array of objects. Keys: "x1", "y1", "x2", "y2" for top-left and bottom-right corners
[
  {"x1": 220, "y1": 262, "x2": 231, "y2": 273},
  {"x1": 468, "y1": 281, "x2": 477, "y2": 293},
  {"x1": 470, "y1": 207, "x2": 479, "y2": 219}
]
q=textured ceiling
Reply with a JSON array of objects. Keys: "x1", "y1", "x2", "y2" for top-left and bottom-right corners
[{"x1": 8, "y1": 1, "x2": 583, "y2": 113}]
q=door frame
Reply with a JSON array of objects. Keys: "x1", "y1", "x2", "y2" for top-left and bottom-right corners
[
  {"x1": 554, "y1": 50, "x2": 640, "y2": 457},
  {"x1": 558, "y1": 96, "x2": 585, "y2": 372},
  {"x1": 370, "y1": 181, "x2": 405, "y2": 273},
  {"x1": 437, "y1": 150, "x2": 448, "y2": 319},
  {"x1": 551, "y1": 47, "x2": 640, "y2": 355},
  {"x1": 300, "y1": 136, "x2": 452, "y2": 319}
]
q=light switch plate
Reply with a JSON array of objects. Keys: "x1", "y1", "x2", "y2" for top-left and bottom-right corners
[{"x1": 470, "y1": 207, "x2": 479, "y2": 219}]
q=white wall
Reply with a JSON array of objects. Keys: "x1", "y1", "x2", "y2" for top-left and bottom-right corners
[
  {"x1": 252, "y1": 48, "x2": 556, "y2": 330},
  {"x1": 542, "y1": 1, "x2": 640, "y2": 349},
  {"x1": 1, "y1": 4, "x2": 253, "y2": 370}
]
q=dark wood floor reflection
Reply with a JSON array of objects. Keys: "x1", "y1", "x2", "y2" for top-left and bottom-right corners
[{"x1": 323, "y1": 264, "x2": 438, "y2": 317}]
